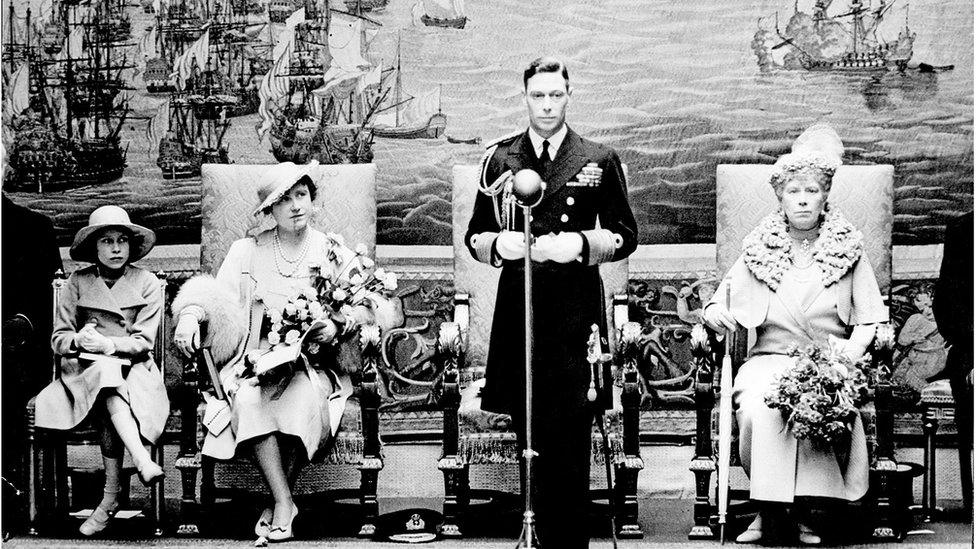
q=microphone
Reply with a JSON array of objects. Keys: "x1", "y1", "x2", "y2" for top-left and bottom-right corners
[{"x1": 512, "y1": 169, "x2": 545, "y2": 207}]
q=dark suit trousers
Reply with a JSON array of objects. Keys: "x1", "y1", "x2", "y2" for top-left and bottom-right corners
[
  {"x1": 948, "y1": 349, "x2": 974, "y2": 512},
  {"x1": 514, "y1": 400, "x2": 594, "y2": 548}
]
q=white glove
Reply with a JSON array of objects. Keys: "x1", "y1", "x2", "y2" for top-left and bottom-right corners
[
  {"x1": 531, "y1": 232, "x2": 583, "y2": 264},
  {"x1": 494, "y1": 230, "x2": 526, "y2": 261},
  {"x1": 75, "y1": 323, "x2": 114, "y2": 354},
  {"x1": 174, "y1": 314, "x2": 201, "y2": 358},
  {"x1": 702, "y1": 302, "x2": 736, "y2": 333}
]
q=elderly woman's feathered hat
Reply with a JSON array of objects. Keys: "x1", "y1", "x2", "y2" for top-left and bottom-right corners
[{"x1": 769, "y1": 123, "x2": 844, "y2": 197}]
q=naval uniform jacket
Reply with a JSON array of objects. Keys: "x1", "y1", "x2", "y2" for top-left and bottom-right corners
[{"x1": 465, "y1": 126, "x2": 638, "y2": 416}]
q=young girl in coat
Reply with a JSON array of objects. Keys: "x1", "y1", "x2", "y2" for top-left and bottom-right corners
[{"x1": 34, "y1": 205, "x2": 170, "y2": 536}]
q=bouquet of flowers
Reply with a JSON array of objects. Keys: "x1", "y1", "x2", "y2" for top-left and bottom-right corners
[
  {"x1": 763, "y1": 344, "x2": 874, "y2": 446},
  {"x1": 241, "y1": 237, "x2": 398, "y2": 380}
]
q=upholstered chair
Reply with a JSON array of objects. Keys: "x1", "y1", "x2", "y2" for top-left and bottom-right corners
[
  {"x1": 174, "y1": 163, "x2": 384, "y2": 538},
  {"x1": 26, "y1": 273, "x2": 169, "y2": 536},
  {"x1": 688, "y1": 164, "x2": 898, "y2": 540},
  {"x1": 434, "y1": 164, "x2": 644, "y2": 539}
]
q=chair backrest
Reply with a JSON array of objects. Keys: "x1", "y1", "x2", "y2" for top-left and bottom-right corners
[
  {"x1": 715, "y1": 165, "x2": 893, "y2": 292},
  {"x1": 199, "y1": 163, "x2": 377, "y2": 273},
  {"x1": 452, "y1": 165, "x2": 629, "y2": 376}
]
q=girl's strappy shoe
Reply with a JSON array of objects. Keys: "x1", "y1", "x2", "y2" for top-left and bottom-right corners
[
  {"x1": 267, "y1": 503, "x2": 299, "y2": 542},
  {"x1": 79, "y1": 502, "x2": 119, "y2": 537},
  {"x1": 255, "y1": 507, "x2": 273, "y2": 538}
]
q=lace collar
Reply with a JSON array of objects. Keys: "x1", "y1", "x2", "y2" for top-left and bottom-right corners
[{"x1": 741, "y1": 209, "x2": 863, "y2": 291}]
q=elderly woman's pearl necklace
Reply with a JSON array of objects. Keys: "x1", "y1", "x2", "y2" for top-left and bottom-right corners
[{"x1": 789, "y1": 225, "x2": 819, "y2": 269}]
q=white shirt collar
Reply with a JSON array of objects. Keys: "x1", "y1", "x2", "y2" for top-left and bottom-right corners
[{"x1": 527, "y1": 124, "x2": 568, "y2": 161}]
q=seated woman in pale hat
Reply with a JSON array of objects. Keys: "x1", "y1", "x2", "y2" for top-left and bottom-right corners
[
  {"x1": 172, "y1": 161, "x2": 402, "y2": 542},
  {"x1": 703, "y1": 124, "x2": 888, "y2": 544},
  {"x1": 34, "y1": 205, "x2": 169, "y2": 537}
]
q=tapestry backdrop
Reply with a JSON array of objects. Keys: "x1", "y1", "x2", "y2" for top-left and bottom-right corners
[{"x1": 3, "y1": 0, "x2": 972, "y2": 246}]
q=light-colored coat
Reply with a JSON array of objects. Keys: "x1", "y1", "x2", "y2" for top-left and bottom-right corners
[
  {"x1": 173, "y1": 229, "x2": 402, "y2": 460},
  {"x1": 34, "y1": 265, "x2": 170, "y2": 443}
]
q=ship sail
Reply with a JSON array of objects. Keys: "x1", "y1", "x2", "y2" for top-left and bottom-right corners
[
  {"x1": 369, "y1": 38, "x2": 444, "y2": 138},
  {"x1": 140, "y1": 25, "x2": 160, "y2": 60},
  {"x1": 256, "y1": 33, "x2": 293, "y2": 139},
  {"x1": 271, "y1": 7, "x2": 304, "y2": 61},
  {"x1": 145, "y1": 99, "x2": 170, "y2": 152},
  {"x1": 171, "y1": 27, "x2": 210, "y2": 90},
  {"x1": 56, "y1": 24, "x2": 85, "y2": 61},
  {"x1": 398, "y1": 87, "x2": 439, "y2": 127},
  {"x1": 315, "y1": 12, "x2": 371, "y2": 97},
  {"x1": 3, "y1": 64, "x2": 31, "y2": 117},
  {"x1": 421, "y1": 0, "x2": 463, "y2": 19},
  {"x1": 414, "y1": 0, "x2": 467, "y2": 29}
]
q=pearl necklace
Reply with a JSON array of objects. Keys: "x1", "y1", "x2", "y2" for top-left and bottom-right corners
[
  {"x1": 273, "y1": 228, "x2": 311, "y2": 277},
  {"x1": 789, "y1": 227, "x2": 819, "y2": 269}
]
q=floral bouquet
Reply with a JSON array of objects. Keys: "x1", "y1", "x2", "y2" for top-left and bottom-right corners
[
  {"x1": 242, "y1": 237, "x2": 398, "y2": 380},
  {"x1": 763, "y1": 344, "x2": 874, "y2": 446}
]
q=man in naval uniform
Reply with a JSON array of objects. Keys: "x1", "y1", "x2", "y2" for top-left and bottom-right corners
[{"x1": 465, "y1": 57, "x2": 638, "y2": 547}]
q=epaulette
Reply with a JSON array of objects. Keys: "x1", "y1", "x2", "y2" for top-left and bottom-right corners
[
  {"x1": 479, "y1": 130, "x2": 522, "y2": 176},
  {"x1": 484, "y1": 129, "x2": 522, "y2": 150}
]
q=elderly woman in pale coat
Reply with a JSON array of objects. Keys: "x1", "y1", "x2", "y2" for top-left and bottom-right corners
[
  {"x1": 34, "y1": 205, "x2": 169, "y2": 537},
  {"x1": 704, "y1": 124, "x2": 888, "y2": 545},
  {"x1": 172, "y1": 161, "x2": 402, "y2": 542}
]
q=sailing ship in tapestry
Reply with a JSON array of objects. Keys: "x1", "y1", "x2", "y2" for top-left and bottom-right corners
[
  {"x1": 1, "y1": 0, "x2": 971, "y2": 249},
  {"x1": 4, "y1": 0, "x2": 131, "y2": 192},
  {"x1": 753, "y1": 0, "x2": 917, "y2": 71}
]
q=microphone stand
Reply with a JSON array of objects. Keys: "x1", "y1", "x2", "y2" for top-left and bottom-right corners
[{"x1": 512, "y1": 170, "x2": 544, "y2": 549}]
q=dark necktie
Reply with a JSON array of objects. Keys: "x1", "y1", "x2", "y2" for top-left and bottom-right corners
[{"x1": 539, "y1": 139, "x2": 551, "y2": 175}]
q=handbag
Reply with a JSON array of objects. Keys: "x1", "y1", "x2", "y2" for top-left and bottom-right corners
[{"x1": 202, "y1": 393, "x2": 232, "y2": 436}]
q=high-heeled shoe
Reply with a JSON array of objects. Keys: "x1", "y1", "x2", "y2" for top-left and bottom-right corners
[
  {"x1": 267, "y1": 503, "x2": 299, "y2": 542},
  {"x1": 797, "y1": 522, "x2": 822, "y2": 545},
  {"x1": 735, "y1": 514, "x2": 763, "y2": 544},
  {"x1": 254, "y1": 508, "x2": 273, "y2": 538},
  {"x1": 136, "y1": 459, "x2": 164, "y2": 486},
  {"x1": 79, "y1": 503, "x2": 119, "y2": 537}
]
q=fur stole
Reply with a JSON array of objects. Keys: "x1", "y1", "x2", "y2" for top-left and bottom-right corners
[
  {"x1": 172, "y1": 275, "x2": 249, "y2": 366},
  {"x1": 741, "y1": 209, "x2": 863, "y2": 291}
]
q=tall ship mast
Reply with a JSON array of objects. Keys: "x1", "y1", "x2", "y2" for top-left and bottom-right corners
[
  {"x1": 5, "y1": 0, "x2": 131, "y2": 192},
  {"x1": 753, "y1": 0, "x2": 915, "y2": 71},
  {"x1": 257, "y1": 0, "x2": 388, "y2": 164},
  {"x1": 152, "y1": 27, "x2": 234, "y2": 179},
  {"x1": 143, "y1": 0, "x2": 207, "y2": 92},
  {"x1": 368, "y1": 35, "x2": 446, "y2": 139}
]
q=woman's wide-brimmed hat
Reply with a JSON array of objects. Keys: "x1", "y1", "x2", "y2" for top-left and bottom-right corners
[
  {"x1": 70, "y1": 205, "x2": 157, "y2": 263},
  {"x1": 253, "y1": 160, "x2": 320, "y2": 217}
]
